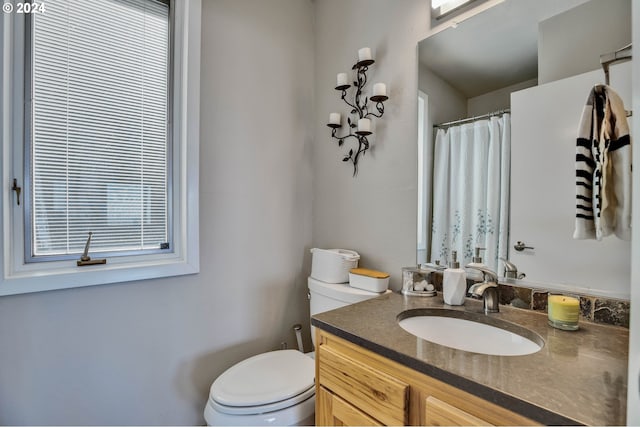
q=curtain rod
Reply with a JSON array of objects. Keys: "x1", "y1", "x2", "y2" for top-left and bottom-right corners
[{"x1": 434, "y1": 109, "x2": 510, "y2": 130}]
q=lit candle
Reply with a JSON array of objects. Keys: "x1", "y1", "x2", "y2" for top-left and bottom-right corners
[
  {"x1": 373, "y1": 83, "x2": 386, "y2": 97},
  {"x1": 336, "y1": 73, "x2": 348, "y2": 87},
  {"x1": 329, "y1": 113, "x2": 341, "y2": 125},
  {"x1": 358, "y1": 47, "x2": 372, "y2": 62},
  {"x1": 357, "y1": 118, "x2": 371, "y2": 132},
  {"x1": 548, "y1": 294, "x2": 579, "y2": 330}
]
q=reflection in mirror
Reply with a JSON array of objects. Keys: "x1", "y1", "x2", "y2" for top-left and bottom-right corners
[
  {"x1": 417, "y1": 0, "x2": 632, "y2": 298},
  {"x1": 430, "y1": 113, "x2": 511, "y2": 273}
]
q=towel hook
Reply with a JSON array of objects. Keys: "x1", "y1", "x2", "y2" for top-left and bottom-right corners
[{"x1": 600, "y1": 43, "x2": 632, "y2": 86}]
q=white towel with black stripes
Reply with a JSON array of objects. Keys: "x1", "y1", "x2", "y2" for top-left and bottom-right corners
[{"x1": 574, "y1": 84, "x2": 631, "y2": 241}]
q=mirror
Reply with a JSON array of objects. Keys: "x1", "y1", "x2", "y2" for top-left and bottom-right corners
[{"x1": 417, "y1": 0, "x2": 632, "y2": 299}]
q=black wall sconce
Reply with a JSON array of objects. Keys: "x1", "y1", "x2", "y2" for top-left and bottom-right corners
[{"x1": 327, "y1": 47, "x2": 388, "y2": 176}]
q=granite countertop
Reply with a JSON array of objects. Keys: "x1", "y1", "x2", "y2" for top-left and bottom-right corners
[{"x1": 311, "y1": 292, "x2": 629, "y2": 426}]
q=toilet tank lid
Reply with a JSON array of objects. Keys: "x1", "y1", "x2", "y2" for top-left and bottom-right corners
[
  {"x1": 210, "y1": 350, "x2": 314, "y2": 407},
  {"x1": 308, "y1": 277, "x2": 387, "y2": 303}
]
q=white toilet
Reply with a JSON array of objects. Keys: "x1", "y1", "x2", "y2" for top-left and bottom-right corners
[{"x1": 203, "y1": 276, "x2": 387, "y2": 426}]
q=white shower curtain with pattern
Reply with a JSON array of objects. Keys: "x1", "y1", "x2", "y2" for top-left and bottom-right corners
[{"x1": 430, "y1": 114, "x2": 511, "y2": 273}]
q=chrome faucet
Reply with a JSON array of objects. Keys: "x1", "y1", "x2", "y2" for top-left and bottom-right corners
[
  {"x1": 465, "y1": 263, "x2": 499, "y2": 314},
  {"x1": 500, "y1": 258, "x2": 526, "y2": 280},
  {"x1": 466, "y1": 263, "x2": 498, "y2": 284},
  {"x1": 467, "y1": 282, "x2": 499, "y2": 314}
]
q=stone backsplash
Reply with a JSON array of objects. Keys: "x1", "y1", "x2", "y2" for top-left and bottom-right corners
[{"x1": 402, "y1": 267, "x2": 630, "y2": 328}]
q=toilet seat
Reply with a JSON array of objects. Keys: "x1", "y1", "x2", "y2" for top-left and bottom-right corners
[
  {"x1": 209, "y1": 349, "x2": 315, "y2": 415},
  {"x1": 210, "y1": 385, "x2": 315, "y2": 415}
]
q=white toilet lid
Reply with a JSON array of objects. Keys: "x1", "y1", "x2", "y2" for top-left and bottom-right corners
[{"x1": 210, "y1": 350, "x2": 315, "y2": 408}]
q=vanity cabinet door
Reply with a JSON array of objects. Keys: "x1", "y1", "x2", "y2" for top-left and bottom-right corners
[
  {"x1": 416, "y1": 370, "x2": 536, "y2": 426},
  {"x1": 317, "y1": 343, "x2": 409, "y2": 425},
  {"x1": 425, "y1": 396, "x2": 493, "y2": 426},
  {"x1": 317, "y1": 386, "x2": 383, "y2": 426}
]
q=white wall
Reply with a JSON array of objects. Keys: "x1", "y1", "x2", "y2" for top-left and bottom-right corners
[
  {"x1": 313, "y1": 0, "x2": 430, "y2": 291},
  {"x1": 538, "y1": 0, "x2": 631, "y2": 84},
  {"x1": 467, "y1": 78, "x2": 537, "y2": 116},
  {"x1": 0, "y1": 0, "x2": 314, "y2": 424},
  {"x1": 418, "y1": 65, "x2": 467, "y2": 125}
]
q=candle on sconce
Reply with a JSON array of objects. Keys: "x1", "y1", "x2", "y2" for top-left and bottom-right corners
[
  {"x1": 358, "y1": 118, "x2": 371, "y2": 133},
  {"x1": 358, "y1": 47, "x2": 372, "y2": 62},
  {"x1": 329, "y1": 113, "x2": 341, "y2": 125},
  {"x1": 337, "y1": 73, "x2": 348, "y2": 87},
  {"x1": 373, "y1": 83, "x2": 387, "y2": 97}
]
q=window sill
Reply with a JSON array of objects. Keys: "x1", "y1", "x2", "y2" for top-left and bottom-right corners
[{"x1": 0, "y1": 254, "x2": 199, "y2": 296}]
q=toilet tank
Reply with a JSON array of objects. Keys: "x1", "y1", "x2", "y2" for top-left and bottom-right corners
[{"x1": 308, "y1": 277, "x2": 387, "y2": 348}]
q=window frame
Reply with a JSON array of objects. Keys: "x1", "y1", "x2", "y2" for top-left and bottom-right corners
[
  {"x1": 0, "y1": 0, "x2": 201, "y2": 296},
  {"x1": 23, "y1": 0, "x2": 175, "y2": 263},
  {"x1": 430, "y1": 0, "x2": 497, "y2": 28}
]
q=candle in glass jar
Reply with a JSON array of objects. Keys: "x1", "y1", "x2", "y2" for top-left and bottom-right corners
[
  {"x1": 329, "y1": 113, "x2": 341, "y2": 125},
  {"x1": 358, "y1": 47, "x2": 372, "y2": 62},
  {"x1": 358, "y1": 118, "x2": 371, "y2": 132},
  {"x1": 337, "y1": 73, "x2": 348, "y2": 87},
  {"x1": 548, "y1": 294, "x2": 579, "y2": 330}
]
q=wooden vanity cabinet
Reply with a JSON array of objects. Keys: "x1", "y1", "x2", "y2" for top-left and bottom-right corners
[
  {"x1": 315, "y1": 330, "x2": 539, "y2": 426},
  {"x1": 317, "y1": 386, "x2": 383, "y2": 426}
]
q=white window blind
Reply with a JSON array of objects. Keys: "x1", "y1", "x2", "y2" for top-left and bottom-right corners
[{"x1": 29, "y1": 0, "x2": 170, "y2": 258}]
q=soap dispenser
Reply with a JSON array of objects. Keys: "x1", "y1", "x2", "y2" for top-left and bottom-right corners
[
  {"x1": 443, "y1": 251, "x2": 467, "y2": 305},
  {"x1": 466, "y1": 247, "x2": 487, "y2": 281}
]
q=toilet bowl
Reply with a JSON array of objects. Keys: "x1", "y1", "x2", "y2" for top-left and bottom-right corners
[
  {"x1": 204, "y1": 349, "x2": 315, "y2": 426},
  {"x1": 203, "y1": 277, "x2": 388, "y2": 426}
]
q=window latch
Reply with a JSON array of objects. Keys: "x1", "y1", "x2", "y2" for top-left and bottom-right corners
[
  {"x1": 11, "y1": 179, "x2": 21, "y2": 206},
  {"x1": 77, "y1": 232, "x2": 107, "y2": 266}
]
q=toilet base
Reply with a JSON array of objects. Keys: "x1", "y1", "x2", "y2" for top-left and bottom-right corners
[{"x1": 204, "y1": 394, "x2": 315, "y2": 426}]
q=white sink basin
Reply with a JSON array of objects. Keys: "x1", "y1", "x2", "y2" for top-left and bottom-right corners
[{"x1": 398, "y1": 309, "x2": 543, "y2": 356}]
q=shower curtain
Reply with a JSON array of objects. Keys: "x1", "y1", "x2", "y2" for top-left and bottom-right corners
[{"x1": 430, "y1": 114, "x2": 511, "y2": 273}]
